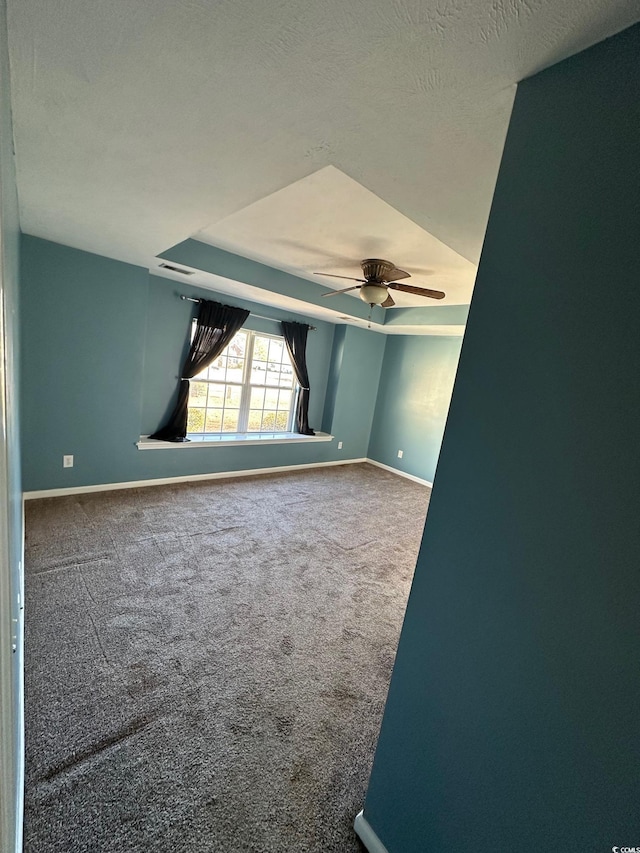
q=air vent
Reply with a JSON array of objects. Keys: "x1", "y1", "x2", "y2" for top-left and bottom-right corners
[{"x1": 159, "y1": 263, "x2": 195, "y2": 276}]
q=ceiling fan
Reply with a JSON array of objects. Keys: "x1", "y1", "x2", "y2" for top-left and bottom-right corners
[{"x1": 315, "y1": 258, "x2": 445, "y2": 307}]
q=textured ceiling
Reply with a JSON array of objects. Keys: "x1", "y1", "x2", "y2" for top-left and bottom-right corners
[
  {"x1": 7, "y1": 0, "x2": 640, "y2": 289},
  {"x1": 196, "y1": 166, "x2": 477, "y2": 307}
]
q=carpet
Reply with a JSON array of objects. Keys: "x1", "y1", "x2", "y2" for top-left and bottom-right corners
[{"x1": 24, "y1": 462, "x2": 429, "y2": 852}]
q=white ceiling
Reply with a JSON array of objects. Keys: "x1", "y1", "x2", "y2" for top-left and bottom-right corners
[
  {"x1": 196, "y1": 166, "x2": 477, "y2": 307},
  {"x1": 7, "y1": 0, "x2": 640, "y2": 309}
]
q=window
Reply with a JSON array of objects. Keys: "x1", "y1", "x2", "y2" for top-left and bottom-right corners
[{"x1": 186, "y1": 329, "x2": 297, "y2": 436}]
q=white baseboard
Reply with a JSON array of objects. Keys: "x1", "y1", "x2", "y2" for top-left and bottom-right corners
[
  {"x1": 22, "y1": 458, "x2": 369, "y2": 500},
  {"x1": 354, "y1": 810, "x2": 389, "y2": 853},
  {"x1": 365, "y1": 458, "x2": 433, "y2": 488},
  {"x1": 23, "y1": 455, "x2": 430, "y2": 500}
]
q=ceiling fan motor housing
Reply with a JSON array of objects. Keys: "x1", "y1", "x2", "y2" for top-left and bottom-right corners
[{"x1": 361, "y1": 258, "x2": 394, "y2": 281}]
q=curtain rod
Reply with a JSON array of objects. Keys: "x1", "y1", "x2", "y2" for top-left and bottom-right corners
[{"x1": 179, "y1": 294, "x2": 316, "y2": 330}]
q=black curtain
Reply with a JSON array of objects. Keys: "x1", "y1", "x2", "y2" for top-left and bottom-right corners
[
  {"x1": 150, "y1": 300, "x2": 250, "y2": 442},
  {"x1": 281, "y1": 321, "x2": 315, "y2": 435}
]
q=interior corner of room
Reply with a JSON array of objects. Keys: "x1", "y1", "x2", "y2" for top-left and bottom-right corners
[
  {"x1": 2, "y1": 3, "x2": 640, "y2": 853},
  {"x1": 19, "y1": 233, "x2": 462, "y2": 496}
]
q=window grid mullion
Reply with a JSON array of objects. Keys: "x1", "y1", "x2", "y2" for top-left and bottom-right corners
[
  {"x1": 237, "y1": 331, "x2": 254, "y2": 433},
  {"x1": 287, "y1": 385, "x2": 298, "y2": 432}
]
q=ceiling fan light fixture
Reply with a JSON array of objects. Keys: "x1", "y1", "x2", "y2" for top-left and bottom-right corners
[
  {"x1": 359, "y1": 284, "x2": 388, "y2": 305},
  {"x1": 318, "y1": 258, "x2": 446, "y2": 303}
]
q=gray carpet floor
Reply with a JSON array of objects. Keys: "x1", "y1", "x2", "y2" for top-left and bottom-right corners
[{"x1": 24, "y1": 462, "x2": 429, "y2": 852}]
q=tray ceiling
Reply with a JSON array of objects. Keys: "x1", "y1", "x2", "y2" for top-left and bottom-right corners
[{"x1": 7, "y1": 0, "x2": 639, "y2": 301}]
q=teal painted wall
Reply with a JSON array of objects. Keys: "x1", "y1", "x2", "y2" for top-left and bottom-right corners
[
  {"x1": 20, "y1": 237, "x2": 390, "y2": 491},
  {"x1": 0, "y1": 0, "x2": 23, "y2": 847},
  {"x1": 325, "y1": 325, "x2": 385, "y2": 458},
  {"x1": 363, "y1": 23, "x2": 640, "y2": 853},
  {"x1": 382, "y1": 304, "x2": 468, "y2": 329},
  {"x1": 20, "y1": 237, "x2": 149, "y2": 491},
  {"x1": 368, "y1": 335, "x2": 462, "y2": 483}
]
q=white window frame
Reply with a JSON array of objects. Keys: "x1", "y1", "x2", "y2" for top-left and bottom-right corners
[{"x1": 187, "y1": 328, "x2": 298, "y2": 436}]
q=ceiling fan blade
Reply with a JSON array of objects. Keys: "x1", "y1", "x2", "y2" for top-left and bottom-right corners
[
  {"x1": 389, "y1": 282, "x2": 446, "y2": 299},
  {"x1": 321, "y1": 285, "x2": 362, "y2": 297},
  {"x1": 381, "y1": 268, "x2": 411, "y2": 282},
  {"x1": 315, "y1": 273, "x2": 367, "y2": 282},
  {"x1": 381, "y1": 294, "x2": 395, "y2": 308}
]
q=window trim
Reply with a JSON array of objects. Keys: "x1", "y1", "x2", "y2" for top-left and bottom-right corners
[
  {"x1": 136, "y1": 431, "x2": 333, "y2": 450},
  {"x1": 188, "y1": 328, "x2": 297, "y2": 437}
]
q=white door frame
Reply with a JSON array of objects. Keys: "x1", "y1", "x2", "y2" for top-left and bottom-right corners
[{"x1": 0, "y1": 0, "x2": 24, "y2": 847}]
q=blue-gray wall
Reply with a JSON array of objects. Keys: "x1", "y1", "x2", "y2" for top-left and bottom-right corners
[
  {"x1": 0, "y1": 0, "x2": 23, "y2": 848},
  {"x1": 20, "y1": 238, "x2": 149, "y2": 491},
  {"x1": 20, "y1": 236, "x2": 389, "y2": 491},
  {"x1": 368, "y1": 335, "x2": 462, "y2": 483},
  {"x1": 326, "y1": 325, "x2": 385, "y2": 459},
  {"x1": 363, "y1": 22, "x2": 640, "y2": 853}
]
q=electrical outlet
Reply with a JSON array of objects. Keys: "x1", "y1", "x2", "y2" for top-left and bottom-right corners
[
  {"x1": 397, "y1": 450, "x2": 403, "y2": 459},
  {"x1": 63, "y1": 455, "x2": 74, "y2": 468},
  {"x1": 338, "y1": 441, "x2": 343, "y2": 449}
]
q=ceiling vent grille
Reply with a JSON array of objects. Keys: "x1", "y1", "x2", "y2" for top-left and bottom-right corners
[{"x1": 159, "y1": 263, "x2": 195, "y2": 276}]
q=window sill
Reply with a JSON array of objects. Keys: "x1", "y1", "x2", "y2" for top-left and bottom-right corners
[{"x1": 136, "y1": 431, "x2": 333, "y2": 450}]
